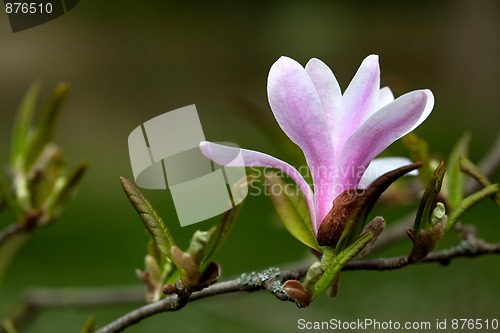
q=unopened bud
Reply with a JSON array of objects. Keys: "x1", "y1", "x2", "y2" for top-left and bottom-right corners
[
  {"x1": 283, "y1": 280, "x2": 310, "y2": 308},
  {"x1": 317, "y1": 189, "x2": 363, "y2": 247}
]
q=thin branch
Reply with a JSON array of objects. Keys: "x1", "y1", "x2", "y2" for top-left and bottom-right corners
[
  {"x1": 94, "y1": 238, "x2": 500, "y2": 333},
  {"x1": 0, "y1": 224, "x2": 23, "y2": 248},
  {"x1": 344, "y1": 239, "x2": 500, "y2": 271},
  {"x1": 466, "y1": 132, "x2": 500, "y2": 194},
  {"x1": 0, "y1": 286, "x2": 144, "y2": 333}
]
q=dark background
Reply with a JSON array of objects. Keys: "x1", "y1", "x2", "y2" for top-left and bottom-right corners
[{"x1": 0, "y1": 1, "x2": 499, "y2": 332}]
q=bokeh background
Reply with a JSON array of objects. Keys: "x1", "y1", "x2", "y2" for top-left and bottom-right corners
[{"x1": 1, "y1": 1, "x2": 499, "y2": 332}]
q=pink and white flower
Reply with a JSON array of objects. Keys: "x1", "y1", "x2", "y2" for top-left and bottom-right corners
[{"x1": 201, "y1": 55, "x2": 434, "y2": 236}]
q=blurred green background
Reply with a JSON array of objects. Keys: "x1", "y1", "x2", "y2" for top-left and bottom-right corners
[{"x1": 0, "y1": 1, "x2": 499, "y2": 332}]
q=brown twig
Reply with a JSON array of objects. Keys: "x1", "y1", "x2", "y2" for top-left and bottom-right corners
[
  {"x1": 466, "y1": 132, "x2": 500, "y2": 194},
  {"x1": 0, "y1": 286, "x2": 144, "y2": 333},
  {"x1": 94, "y1": 237, "x2": 500, "y2": 333}
]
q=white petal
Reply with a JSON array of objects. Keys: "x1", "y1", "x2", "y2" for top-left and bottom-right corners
[
  {"x1": 358, "y1": 157, "x2": 418, "y2": 188},
  {"x1": 397, "y1": 89, "x2": 434, "y2": 139},
  {"x1": 378, "y1": 86, "x2": 395, "y2": 109},
  {"x1": 200, "y1": 141, "x2": 318, "y2": 234}
]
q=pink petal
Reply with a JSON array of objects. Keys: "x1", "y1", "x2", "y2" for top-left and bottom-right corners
[
  {"x1": 199, "y1": 141, "x2": 318, "y2": 234},
  {"x1": 335, "y1": 54, "x2": 380, "y2": 148},
  {"x1": 305, "y1": 58, "x2": 342, "y2": 143},
  {"x1": 397, "y1": 89, "x2": 434, "y2": 139},
  {"x1": 337, "y1": 90, "x2": 430, "y2": 191},
  {"x1": 378, "y1": 86, "x2": 395, "y2": 109},
  {"x1": 358, "y1": 157, "x2": 417, "y2": 188},
  {"x1": 268, "y1": 56, "x2": 337, "y2": 230}
]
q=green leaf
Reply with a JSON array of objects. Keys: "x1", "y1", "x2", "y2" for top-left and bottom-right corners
[
  {"x1": 80, "y1": 315, "x2": 95, "y2": 333},
  {"x1": 336, "y1": 162, "x2": 422, "y2": 253},
  {"x1": 10, "y1": 81, "x2": 42, "y2": 167},
  {"x1": 31, "y1": 146, "x2": 65, "y2": 209},
  {"x1": 201, "y1": 202, "x2": 243, "y2": 272},
  {"x1": 460, "y1": 155, "x2": 500, "y2": 206},
  {"x1": 42, "y1": 161, "x2": 88, "y2": 224},
  {"x1": 446, "y1": 184, "x2": 499, "y2": 231},
  {"x1": 413, "y1": 162, "x2": 446, "y2": 237},
  {"x1": 310, "y1": 232, "x2": 373, "y2": 301},
  {"x1": 120, "y1": 177, "x2": 176, "y2": 257},
  {"x1": 264, "y1": 172, "x2": 320, "y2": 251},
  {"x1": 446, "y1": 133, "x2": 471, "y2": 209},
  {"x1": 23, "y1": 83, "x2": 70, "y2": 171},
  {"x1": 187, "y1": 230, "x2": 213, "y2": 268}
]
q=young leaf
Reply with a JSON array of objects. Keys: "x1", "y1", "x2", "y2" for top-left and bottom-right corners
[
  {"x1": 10, "y1": 82, "x2": 42, "y2": 167},
  {"x1": 23, "y1": 83, "x2": 70, "y2": 171},
  {"x1": 460, "y1": 155, "x2": 500, "y2": 206},
  {"x1": 446, "y1": 133, "x2": 471, "y2": 209},
  {"x1": 80, "y1": 315, "x2": 95, "y2": 333},
  {"x1": 413, "y1": 162, "x2": 446, "y2": 237},
  {"x1": 264, "y1": 172, "x2": 320, "y2": 251},
  {"x1": 446, "y1": 184, "x2": 499, "y2": 232},
  {"x1": 335, "y1": 162, "x2": 422, "y2": 253},
  {"x1": 201, "y1": 202, "x2": 243, "y2": 272},
  {"x1": 310, "y1": 232, "x2": 373, "y2": 301},
  {"x1": 42, "y1": 161, "x2": 89, "y2": 224},
  {"x1": 120, "y1": 177, "x2": 176, "y2": 257}
]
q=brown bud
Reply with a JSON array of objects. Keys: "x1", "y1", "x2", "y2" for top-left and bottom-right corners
[
  {"x1": 282, "y1": 280, "x2": 310, "y2": 308},
  {"x1": 162, "y1": 284, "x2": 176, "y2": 295},
  {"x1": 357, "y1": 216, "x2": 385, "y2": 258},
  {"x1": 317, "y1": 189, "x2": 363, "y2": 247}
]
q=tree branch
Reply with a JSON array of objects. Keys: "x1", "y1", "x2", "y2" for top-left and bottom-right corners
[
  {"x1": 0, "y1": 286, "x2": 144, "y2": 333},
  {"x1": 94, "y1": 237, "x2": 500, "y2": 333},
  {"x1": 466, "y1": 132, "x2": 500, "y2": 194}
]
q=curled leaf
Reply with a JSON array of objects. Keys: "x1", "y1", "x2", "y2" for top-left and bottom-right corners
[
  {"x1": 120, "y1": 177, "x2": 175, "y2": 257},
  {"x1": 357, "y1": 216, "x2": 385, "y2": 258},
  {"x1": 410, "y1": 205, "x2": 446, "y2": 262},
  {"x1": 413, "y1": 162, "x2": 446, "y2": 237},
  {"x1": 170, "y1": 246, "x2": 198, "y2": 290}
]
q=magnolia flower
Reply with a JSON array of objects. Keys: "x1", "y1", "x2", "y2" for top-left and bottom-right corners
[{"x1": 200, "y1": 55, "x2": 434, "y2": 237}]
